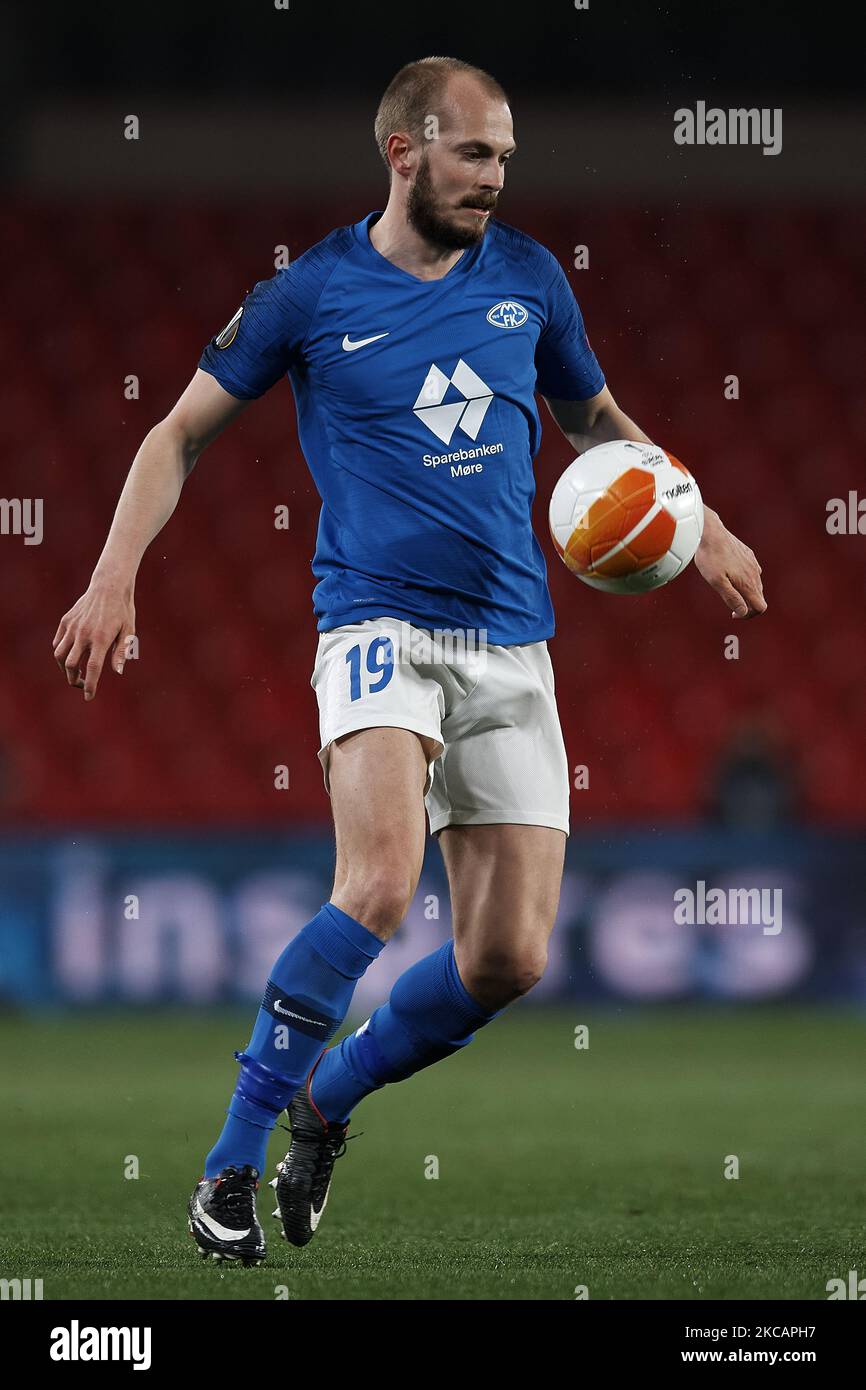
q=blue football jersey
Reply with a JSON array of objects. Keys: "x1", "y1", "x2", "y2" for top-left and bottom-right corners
[{"x1": 199, "y1": 211, "x2": 605, "y2": 644}]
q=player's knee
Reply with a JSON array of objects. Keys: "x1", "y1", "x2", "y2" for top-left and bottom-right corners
[
  {"x1": 505, "y1": 945, "x2": 548, "y2": 998},
  {"x1": 332, "y1": 866, "x2": 417, "y2": 935},
  {"x1": 462, "y1": 943, "x2": 548, "y2": 1006}
]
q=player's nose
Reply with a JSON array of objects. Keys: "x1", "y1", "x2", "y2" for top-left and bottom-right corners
[{"x1": 478, "y1": 159, "x2": 505, "y2": 191}]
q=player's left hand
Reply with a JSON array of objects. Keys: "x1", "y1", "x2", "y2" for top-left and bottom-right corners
[{"x1": 695, "y1": 509, "x2": 766, "y2": 618}]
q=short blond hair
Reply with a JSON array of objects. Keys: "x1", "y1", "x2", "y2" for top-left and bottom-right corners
[{"x1": 374, "y1": 56, "x2": 509, "y2": 172}]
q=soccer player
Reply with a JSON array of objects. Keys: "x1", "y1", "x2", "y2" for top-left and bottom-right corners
[{"x1": 53, "y1": 57, "x2": 766, "y2": 1266}]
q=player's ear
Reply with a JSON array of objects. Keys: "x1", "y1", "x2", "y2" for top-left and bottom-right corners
[{"x1": 387, "y1": 132, "x2": 413, "y2": 179}]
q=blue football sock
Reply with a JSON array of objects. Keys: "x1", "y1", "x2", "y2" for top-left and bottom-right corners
[
  {"x1": 204, "y1": 903, "x2": 385, "y2": 1177},
  {"x1": 309, "y1": 939, "x2": 500, "y2": 1124}
]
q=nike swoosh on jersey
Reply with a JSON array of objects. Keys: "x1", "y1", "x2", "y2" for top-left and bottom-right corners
[
  {"x1": 342, "y1": 332, "x2": 390, "y2": 351},
  {"x1": 195, "y1": 1199, "x2": 251, "y2": 1242}
]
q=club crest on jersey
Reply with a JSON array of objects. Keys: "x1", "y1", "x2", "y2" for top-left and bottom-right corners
[
  {"x1": 486, "y1": 300, "x2": 528, "y2": 329},
  {"x1": 214, "y1": 305, "x2": 243, "y2": 350}
]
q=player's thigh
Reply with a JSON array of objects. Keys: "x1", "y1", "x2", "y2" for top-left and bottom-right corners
[
  {"x1": 438, "y1": 822, "x2": 566, "y2": 996},
  {"x1": 329, "y1": 726, "x2": 437, "y2": 936}
]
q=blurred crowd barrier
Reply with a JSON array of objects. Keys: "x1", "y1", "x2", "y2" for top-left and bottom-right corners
[{"x1": 1, "y1": 829, "x2": 864, "y2": 1009}]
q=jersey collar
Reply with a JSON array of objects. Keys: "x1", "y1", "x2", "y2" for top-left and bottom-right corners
[{"x1": 353, "y1": 210, "x2": 485, "y2": 285}]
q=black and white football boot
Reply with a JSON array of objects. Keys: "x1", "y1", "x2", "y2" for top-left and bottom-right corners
[
  {"x1": 271, "y1": 1082, "x2": 357, "y2": 1247},
  {"x1": 188, "y1": 1164, "x2": 266, "y2": 1266}
]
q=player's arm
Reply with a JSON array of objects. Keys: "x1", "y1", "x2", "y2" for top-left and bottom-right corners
[
  {"x1": 542, "y1": 386, "x2": 766, "y2": 620},
  {"x1": 541, "y1": 383, "x2": 651, "y2": 452},
  {"x1": 52, "y1": 370, "x2": 250, "y2": 700}
]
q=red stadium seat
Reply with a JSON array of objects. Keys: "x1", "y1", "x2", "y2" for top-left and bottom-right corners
[{"x1": 3, "y1": 200, "x2": 863, "y2": 826}]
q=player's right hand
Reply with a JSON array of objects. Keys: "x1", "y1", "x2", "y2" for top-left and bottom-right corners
[{"x1": 52, "y1": 582, "x2": 137, "y2": 702}]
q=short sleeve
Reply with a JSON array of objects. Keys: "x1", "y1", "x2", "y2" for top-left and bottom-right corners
[
  {"x1": 534, "y1": 251, "x2": 606, "y2": 402},
  {"x1": 198, "y1": 268, "x2": 309, "y2": 401}
]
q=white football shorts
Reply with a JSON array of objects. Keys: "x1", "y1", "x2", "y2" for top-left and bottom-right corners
[{"x1": 310, "y1": 615, "x2": 570, "y2": 835}]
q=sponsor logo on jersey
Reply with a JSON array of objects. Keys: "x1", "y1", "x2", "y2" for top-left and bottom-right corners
[
  {"x1": 412, "y1": 358, "x2": 494, "y2": 446},
  {"x1": 486, "y1": 300, "x2": 528, "y2": 329},
  {"x1": 422, "y1": 442, "x2": 504, "y2": 468}
]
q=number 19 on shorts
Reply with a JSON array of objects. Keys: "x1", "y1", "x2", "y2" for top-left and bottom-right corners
[{"x1": 345, "y1": 637, "x2": 394, "y2": 702}]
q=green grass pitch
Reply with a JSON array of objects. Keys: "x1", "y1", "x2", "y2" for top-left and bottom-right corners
[{"x1": 1, "y1": 1006, "x2": 863, "y2": 1300}]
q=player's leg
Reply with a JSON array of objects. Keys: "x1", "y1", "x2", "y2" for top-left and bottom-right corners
[
  {"x1": 438, "y1": 822, "x2": 566, "y2": 1010},
  {"x1": 308, "y1": 638, "x2": 570, "y2": 1125},
  {"x1": 328, "y1": 726, "x2": 432, "y2": 933},
  {"x1": 191, "y1": 726, "x2": 433, "y2": 1261},
  {"x1": 267, "y1": 724, "x2": 438, "y2": 1245},
  {"x1": 308, "y1": 823, "x2": 564, "y2": 1130}
]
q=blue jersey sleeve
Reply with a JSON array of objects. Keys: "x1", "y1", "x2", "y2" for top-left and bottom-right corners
[
  {"x1": 534, "y1": 250, "x2": 606, "y2": 401},
  {"x1": 199, "y1": 265, "x2": 313, "y2": 400}
]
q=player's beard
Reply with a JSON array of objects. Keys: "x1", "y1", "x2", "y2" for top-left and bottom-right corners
[{"x1": 406, "y1": 150, "x2": 494, "y2": 251}]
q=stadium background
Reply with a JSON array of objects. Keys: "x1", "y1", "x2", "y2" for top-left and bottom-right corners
[{"x1": 1, "y1": 1, "x2": 865, "y2": 1301}]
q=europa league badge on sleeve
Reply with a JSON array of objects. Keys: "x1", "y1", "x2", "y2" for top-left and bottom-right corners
[{"x1": 214, "y1": 304, "x2": 244, "y2": 350}]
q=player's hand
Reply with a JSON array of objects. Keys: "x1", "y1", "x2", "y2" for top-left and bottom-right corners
[
  {"x1": 695, "y1": 509, "x2": 766, "y2": 619},
  {"x1": 53, "y1": 581, "x2": 137, "y2": 701}
]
